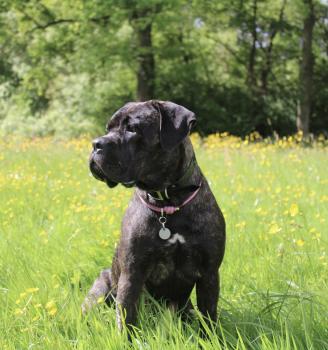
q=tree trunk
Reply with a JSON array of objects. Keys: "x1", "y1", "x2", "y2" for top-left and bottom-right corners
[
  {"x1": 247, "y1": 0, "x2": 258, "y2": 88},
  {"x1": 297, "y1": 0, "x2": 315, "y2": 137},
  {"x1": 260, "y1": 0, "x2": 286, "y2": 95},
  {"x1": 132, "y1": 10, "x2": 155, "y2": 101}
]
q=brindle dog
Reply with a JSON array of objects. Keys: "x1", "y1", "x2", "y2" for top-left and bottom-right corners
[{"x1": 82, "y1": 100, "x2": 226, "y2": 333}]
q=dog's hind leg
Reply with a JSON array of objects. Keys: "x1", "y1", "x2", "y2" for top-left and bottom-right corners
[{"x1": 81, "y1": 268, "x2": 115, "y2": 314}]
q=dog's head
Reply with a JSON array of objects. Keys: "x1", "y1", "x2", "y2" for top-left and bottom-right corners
[{"x1": 89, "y1": 100, "x2": 196, "y2": 190}]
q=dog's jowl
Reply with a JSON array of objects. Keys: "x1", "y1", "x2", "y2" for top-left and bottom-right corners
[{"x1": 82, "y1": 100, "x2": 226, "y2": 332}]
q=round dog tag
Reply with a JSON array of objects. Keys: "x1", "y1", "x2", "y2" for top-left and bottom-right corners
[{"x1": 159, "y1": 227, "x2": 171, "y2": 240}]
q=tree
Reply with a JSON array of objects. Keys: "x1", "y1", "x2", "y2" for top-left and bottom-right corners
[
  {"x1": 297, "y1": 0, "x2": 316, "y2": 137},
  {"x1": 130, "y1": 7, "x2": 155, "y2": 101},
  {"x1": 0, "y1": 0, "x2": 328, "y2": 137}
]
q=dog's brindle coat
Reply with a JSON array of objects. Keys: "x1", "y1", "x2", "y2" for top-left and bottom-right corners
[{"x1": 83, "y1": 100, "x2": 225, "y2": 332}]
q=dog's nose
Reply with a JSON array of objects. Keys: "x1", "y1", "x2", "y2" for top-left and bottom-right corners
[{"x1": 92, "y1": 137, "x2": 107, "y2": 151}]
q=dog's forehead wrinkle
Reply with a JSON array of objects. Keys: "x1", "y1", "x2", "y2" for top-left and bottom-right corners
[
  {"x1": 121, "y1": 101, "x2": 147, "y2": 113},
  {"x1": 108, "y1": 115, "x2": 130, "y2": 132},
  {"x1": 107, "y1": 114, "x2": 121, "y2": 129},
  {"x1": 124, "y1": 101, "x2": 144, "y2": 112},
  {"x1": 110, "y1": 104, "x2": 157, "y2": 131}
]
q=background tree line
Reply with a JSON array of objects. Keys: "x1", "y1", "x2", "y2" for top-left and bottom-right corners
[{"x1": 0, "y1": 0, "x2": 327, "y2": 137}]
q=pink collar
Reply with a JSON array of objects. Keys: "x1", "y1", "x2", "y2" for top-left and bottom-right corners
[{"x1": 137, "y1": 182, "x2": 202, "y2": 215}]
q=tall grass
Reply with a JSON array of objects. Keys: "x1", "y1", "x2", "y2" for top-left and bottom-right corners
[{"x1": 0, "y1": 135, "x2": 327, "y2": 349}]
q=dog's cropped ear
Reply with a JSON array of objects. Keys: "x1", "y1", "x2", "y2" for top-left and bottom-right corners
[{"x1": 154, "y1": 101, "x2": 196, "y2": 151}]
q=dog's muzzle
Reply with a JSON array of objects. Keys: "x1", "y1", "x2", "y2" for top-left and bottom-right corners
[{"x1": 89, "y1": 159, "x2": 106, "y2": 182}]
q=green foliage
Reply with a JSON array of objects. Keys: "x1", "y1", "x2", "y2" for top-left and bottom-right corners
[{"x1": 0, "y1": 0, "x2": 327, "y2": 136}]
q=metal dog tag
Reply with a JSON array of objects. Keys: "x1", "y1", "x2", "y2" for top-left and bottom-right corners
[
  {"x1": 158, "y1": 209, "x2": 171, "y2": 240},
  {"x1": 159, "y1": 227, "x2": 171, "y2": 240}
]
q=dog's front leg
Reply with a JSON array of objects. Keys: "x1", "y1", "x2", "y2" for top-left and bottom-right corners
[
  {"x1": 196, "y1": 269, "x2": 219, "y2": 323},
  {"x1": 116, "y1": 270, "x2": 144, "y2": 333}
]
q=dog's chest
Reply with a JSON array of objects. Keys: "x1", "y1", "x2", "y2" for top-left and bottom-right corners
[{"x1": 147, "y1": 235, "x2": 202, "y2": 285}]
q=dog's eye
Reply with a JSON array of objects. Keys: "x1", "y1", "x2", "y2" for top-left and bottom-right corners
[{"x1": 126, "y1": 124, "x2": 139, "y2": 133}]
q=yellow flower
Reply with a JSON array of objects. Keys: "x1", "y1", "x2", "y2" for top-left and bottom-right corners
[
  {"x1": 26, "y1": 287, "x2": 39, "y2": 293},
  {"x1": 269, "y1": 223, "x2": 281, "y2": 235},
  {"x1": 99, "y1": 239, "x2": 109, "y2": 248},
  {"x1": 48, "y1": 307, "x2": 57, "y2": 316},
  {"x1": 97, "y1": 296, "x2": 105, "y2": 304},
  {"x1": 289, "y1": 204, "x2": 299, "y2": 217},
  {"x1": 39, "y1": 230, "x2": 47, "y2": 237},
  {"x1": 14, "y1": 308, "x2": 24, "y2": 316},
  {"x1": 296, "y1": 239, "x2": 305, "y2": 247},
  {"x1": 235, "y1": 221, "x2": 246, "y2": 229},
  {"x1": 45, "y1": 300, "x2": 56, "y2": 309}
]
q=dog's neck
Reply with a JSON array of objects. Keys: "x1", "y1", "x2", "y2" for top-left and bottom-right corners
[{"x1": 137, "y1": 138, "x2": 202, "y2": 205}]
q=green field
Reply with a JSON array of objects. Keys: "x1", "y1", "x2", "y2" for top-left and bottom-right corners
[{"x1": 1, "y1": 135, "x2": 327, "y2": 349}]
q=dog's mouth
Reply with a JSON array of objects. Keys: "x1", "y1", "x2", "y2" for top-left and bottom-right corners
[
  {"x1": 89, "y1": 155, "x2": 137, "y2": 189},
  {"x1": 121, "y1": 181, "x2": 136, "y2": 188},
  {"x1": 89, "y1": 159, "x2": 119, "y2": 188},
  {"x1": 89, "y1": 159, "x2": 106, "y2": 181}
]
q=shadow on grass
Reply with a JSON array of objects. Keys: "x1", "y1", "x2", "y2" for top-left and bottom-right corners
[
  {"x1": 133, "y1": 289, "x2": 327, "y2": 349},
  {"x1": 76, "y1": 285, "x2": 328, "y2": 349}
]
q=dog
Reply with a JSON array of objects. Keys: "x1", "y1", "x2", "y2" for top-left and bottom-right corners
[{"x1": 82, "y1": 100, "x2": 226, "y2": 333}]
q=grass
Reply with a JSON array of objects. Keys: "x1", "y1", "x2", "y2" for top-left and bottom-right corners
[{"x1": 0, "y1": 134, "x2": 327, "y2": 349}]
